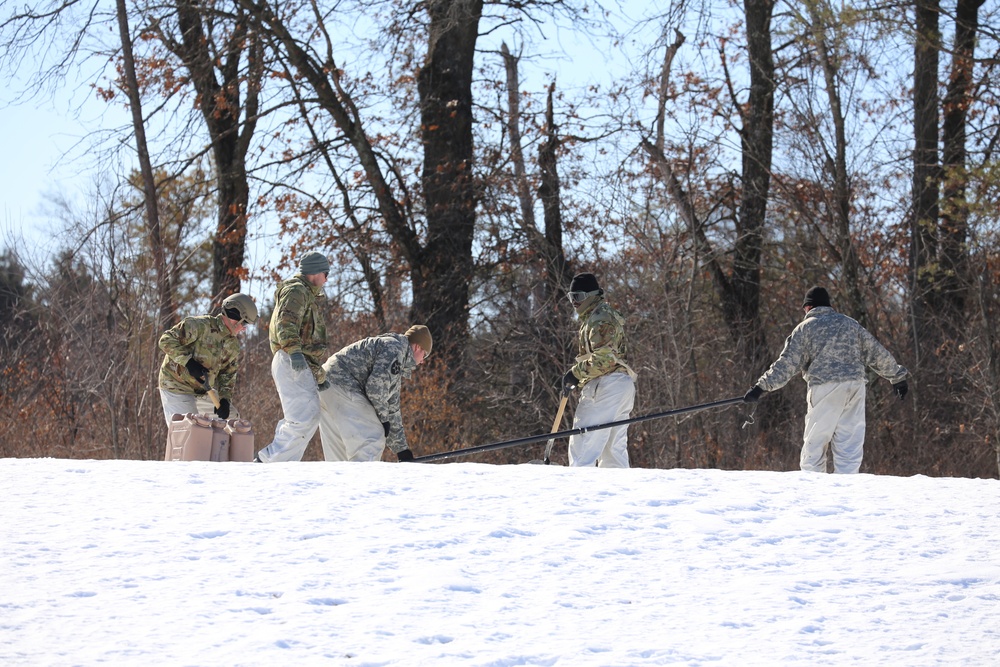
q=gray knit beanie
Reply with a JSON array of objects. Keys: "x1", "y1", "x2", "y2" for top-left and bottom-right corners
[{"x1": 299, "y1": 251, "x2": 331, "y2": 275}]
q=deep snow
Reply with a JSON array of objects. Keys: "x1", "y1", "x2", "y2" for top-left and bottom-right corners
[{"x1": 3, "y1": 458, "x2": 1000, "y2": 666}]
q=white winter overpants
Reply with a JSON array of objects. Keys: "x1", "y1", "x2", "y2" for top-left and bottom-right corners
[
  {"x1": 801, "y1": 380, "x2": 867, "y2": 474},
  {"x1": 257, "y1": 351, "x2": 321, "y2": 462},
  {"x1": 318, "y1": 383, "x2": 386, "y2": 462},
  {"x1": 158, "y1": 389, "x2": 240, "y2": 427},
  {"x1": 568, "y1": 372, "x2": 635, "y2": 468}
]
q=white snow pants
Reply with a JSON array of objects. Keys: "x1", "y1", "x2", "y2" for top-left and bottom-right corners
[
  {"x1": 318, "y1": 383, "x2": 386, "y2": 462},
  {"x1": 568, "y1": 372, "x2": 635, "y2": 468},
  {"x1": 801, "y1": 380, "x2": 867, "y2": 474},
  {"x1": 257, "y1": 351, "x2": 321, "y2": 462},
  {"x1": 158, "y1": 389, "x2": 240, "y2": 427}
]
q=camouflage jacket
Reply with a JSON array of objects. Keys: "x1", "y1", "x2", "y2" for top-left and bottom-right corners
[
  {"x1": 756, "y1": 307, "x2": 908, "y2": 391},
  {"x1": 268, "y1": 274, "x2": 328, "y2": 383},
  {"x1": 158, "y1": 315, "x2": 240, "y2": 398},
  {"x1": 322, "y1": 333, "x2": 417, "y2": 453},
  {"x1": 569, "y1": 296, "x2": 633, "y2": 388}
]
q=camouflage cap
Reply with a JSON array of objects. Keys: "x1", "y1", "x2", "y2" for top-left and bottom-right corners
[{"x1": 404, "y1": 325, "x2": 433, "y2": 356}]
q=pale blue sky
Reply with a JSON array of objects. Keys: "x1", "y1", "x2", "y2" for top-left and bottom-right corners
[{"x1": 0, "y1": 99, "x2": 89, "y2": 247}]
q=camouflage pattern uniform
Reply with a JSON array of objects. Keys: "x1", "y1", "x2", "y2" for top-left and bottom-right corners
[
  {"x1": 318, "y1": 333, "x2": 417, "y2": 461},
  {"x1": 257, "y1": 274, "x2": 329, "y2": 462},
  {"x1": 566, "y1": 294, "x2": 637, "y2": 468},
  {"x1": 755, "y1": 306, "x2": 908, "y2": 473},
  {"x1": 157, "y1": 315, "x2": 241, "y2": 425},
  {"x1": 268, "y1": 275, "x2": 329, "y2": 384}
]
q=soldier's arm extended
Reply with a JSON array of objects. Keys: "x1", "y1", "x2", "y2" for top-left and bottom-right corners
[
  {"x1": 757, "y1": 328, "x2": 808, "y2": 391},
  {"x1": 859, "y1": 328, "x2": 908, "y2": 383}
]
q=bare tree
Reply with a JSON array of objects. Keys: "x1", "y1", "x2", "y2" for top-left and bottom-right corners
[
  {"x1": 640, "y1": 0, "x2": 775, "y2": 371},
  {"x1": 232, "y1": 0, "x2": 483, "y2": 363},
  {"x1": 939, "y1": 0, "x2": 986, "y2": 334},
  {"x1": 796, "y1": 0, "x2": 869, "y2": 326},
  {"x1": 148, "y1": 0, "x2": 264, "y2": 307},
  {"x1": 115, "y1": 0, "x2": 173, "y2": 329},
  {"x1": 910, "y1": 0, "x2": 941, "y2": 361}
]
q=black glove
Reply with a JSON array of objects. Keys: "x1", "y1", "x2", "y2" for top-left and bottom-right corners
[
  {"x1": 289, "y1": 351, "x2": 308, "y2": 372},
  {"x1": 562, "y1": 369, "x2": 579, "y2": 394},
  {"x1": 892, "y1": 380, "x2": 908, "y2": 400},
  {"x1": 744, "y1": 385, "x2": 764, "y2": 403},
  {"x1": 215, "y1": 398, "x2": 231, "y2": 420},
  {"x1": 185, "y1": 358, "x2": 209, "y2": 384},
  {"x1": 382, "y1": 421, "x2": 391, "y2": 438},
  {"x1": 396, "y1": 449, "x2": 414, "y2": 462}
]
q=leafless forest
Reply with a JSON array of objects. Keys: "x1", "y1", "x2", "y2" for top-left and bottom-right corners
[{"x1": 1, "y1": 1, "x2": 998, "y2": 477}]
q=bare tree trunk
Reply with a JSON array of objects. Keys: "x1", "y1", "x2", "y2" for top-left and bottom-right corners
[
  {"x1": 499, "y1": 44, "x2": 573, "y2": 396},
  {"x1": 414, "y1": 0, "x2": 483, "y2": 362},
  {"x1": 910, "y1": 0, "x2": 941, "y2": 361},
  {"x1": 500, "y1": 43, "x2": 541, "y2": 248},
  {"x1": 169, "y1": 1, "x2": 262, "y2": 307},
  {"x1": 939, "y1": 0, "x2": 983, "y2": 336},
  {"x1": 500, "y1": 44, "x2": 573, "y2": 305},
  {"x1": 115, "y1": 0, "x2": 173, "y2": 329},
  {"x1": 237, "y1": 0, "x2": 477, "y2": 364},
  {"x1": 500, "y1": 41, "x2": 546, "y2": 315},
  {"x1": 538, "y1": 83, "x2": 574, "y2": 300},
  {"x1": 730, "y1": 0, "x2": 775, "y2": 370}
]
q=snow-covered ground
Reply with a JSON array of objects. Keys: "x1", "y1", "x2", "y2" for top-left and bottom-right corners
[{"x1": 3, "y1": 457, "x2": 999, "y2": 666}]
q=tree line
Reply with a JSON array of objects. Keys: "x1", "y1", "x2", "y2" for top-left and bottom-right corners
[{"x1": 1, "y1": 0, "x2": 998, "y2": 476}]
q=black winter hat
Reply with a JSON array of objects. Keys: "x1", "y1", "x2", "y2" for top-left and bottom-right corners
[
  {"x1": 569, "y1": 272, "x2": 601, "y2": 294},
  {"x1": 802, "y1": 286, "x2": 831, "y2": 308}
]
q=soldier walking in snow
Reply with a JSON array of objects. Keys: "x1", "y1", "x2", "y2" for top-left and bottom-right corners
[
  {"x1": 562, "y1": 272, "x2": 637, "y2": 468},
  {"x1": 157, "y1": 293, "x2": 258, "y2": 426},
  {"x1": 317, "y1": 325, "x2": 432, "y2": 462},
  {"x1": 743, "y1": 286, "x2": 909, "y2": 474},
  {"x1": 254, "y1": 252, "x2": 330, "y2": 462}
]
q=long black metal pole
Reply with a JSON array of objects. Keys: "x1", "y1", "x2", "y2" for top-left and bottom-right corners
[{"x1": 413, "y1": 396, "x2": 747, "y2": 463}]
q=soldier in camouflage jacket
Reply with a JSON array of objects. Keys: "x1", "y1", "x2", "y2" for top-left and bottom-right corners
[
  {"x1": 256, "y1": 252, "x2": 331, "y2": 462},
  {"x1": 157, "y1": 293, "x2": 258, "y2": 426},
  {"x1": 318, "y1": 325, "x2": 432, "y2": 462},
  {"x1": 744, "y1": 286, "x2": 909, "y2": 473},
  {"x1": 561, "y1": 273, "x2": 637, "y2": 468}
]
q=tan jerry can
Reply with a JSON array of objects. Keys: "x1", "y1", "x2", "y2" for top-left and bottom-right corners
[
  {"x1": 165, "y1": 413, "x2": 217, "y2": 461},
  {"x1": 209, "y1": 418, "x2": 230, "y2": 462},
  {"x1": 225, "y1": 419, "x2": 255, "y2": 462},
  {"x1": 165, "y1": 414, "x2": 254, "y2": 462}
]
